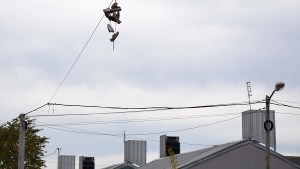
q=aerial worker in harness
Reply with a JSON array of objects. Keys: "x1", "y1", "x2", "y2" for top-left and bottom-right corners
[{"x1": 104, "y1": 2, "x2": 121, "y2": 43}]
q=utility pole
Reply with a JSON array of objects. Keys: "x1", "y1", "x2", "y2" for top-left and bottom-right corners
[
  {"x1": 57, "y1": 148, "x2": 61, "y2": 169},
  {"x1": 18, "y1": 114, "x2": 26, "y2": 169},
  {"x1": 264, "y1": 82, "x2": 285, "y2": 169},
  {"x1": 265, "y1": 95, "x2": 271, "y2": 169}
]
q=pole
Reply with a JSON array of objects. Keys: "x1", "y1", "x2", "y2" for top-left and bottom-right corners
[
  {"x1": 264, "y1": 82, "x2": 285, "y2": 169},
  {"x1": 18, "y1": 114, "x2": 26, "y2": 169},
  {"x1": 57, "y1": 148, "x2": 61, "y2": 169},
  {"x1": 265, "y1": 90, "x2": 275, "y2": 169},
  {"x1": 265, "y1": 95, "x2": 270, "y2": 169}
]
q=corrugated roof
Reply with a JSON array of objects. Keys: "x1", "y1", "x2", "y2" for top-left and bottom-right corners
[
  {"x1": 139, "y1": 139, "x2": 300, "y2": 169},
  {"x1": 103, "y1": 162, "x2": 139, "y2": 169},
  {"x1": 139, "y1": 140, "x2": 243, "y2": 169}
]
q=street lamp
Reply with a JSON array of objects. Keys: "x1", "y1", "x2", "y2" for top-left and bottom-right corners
[{"x1": 265, "y1": 82, "x2": 285, "y2": 169}]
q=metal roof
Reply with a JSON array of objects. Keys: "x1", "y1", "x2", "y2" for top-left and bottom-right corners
[
  {"x1": 139, "y1": 140, "x2": 242, "y2": 169},
  {"x1": 102, "y1": 162, "x2": 139, "y2": 169},
  {"x1": 139, "y1": 139, "x2": 300, "y2": 169}
]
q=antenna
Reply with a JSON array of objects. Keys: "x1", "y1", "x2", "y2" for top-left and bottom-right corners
[
  {"x1": 246, "y1": 82, "x2": 252, "y2": 110},
  {"x1": 123, "y1": 131, "x2": 126, "y2": 143}
]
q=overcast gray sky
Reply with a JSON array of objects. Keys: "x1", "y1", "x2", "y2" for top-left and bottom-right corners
[{"x1": 1, "y1": 0, "x2": 300, "y2": 168}]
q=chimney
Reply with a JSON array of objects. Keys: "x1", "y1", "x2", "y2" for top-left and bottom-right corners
[
  {"x1": 242, "y1": 110, "x2": 276, "y2": 150},
  {"x1": 160, "y1": 135, "x2": 180, "y2": 158},
  {"x1": 124, "y1": 140, "x2": 147, "y2": 166}
]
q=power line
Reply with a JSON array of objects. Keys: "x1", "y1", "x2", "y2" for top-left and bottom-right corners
[
  {"x1": 43, "y1": 125, "x2": 122, "y2": 137},
  {"x1": 38, "y1": 110, "x2": 291, "y2": 147},
  {"x1": 40, "y1": 114, "x2": 241, "y2": 136},
  {"x1": 43, "y1": 149, "x2": 58, "y2": 158},
  {"x1": 48, "y1": 0, "x2": 114, "y2": 103},
  {"x1": 125, "y1": 115, "x2": 241, "y2": 136},
  {"x1": 29, "y1": 101, "x2": 262, "y2": 117},
  {"x1": 48, "y1": 102, "x2": 169, "y2": 110},
  {"x1": 47, "y1": 101, "x2": 260, "y2": 110},
  {"x1": 23, "y1": 100, "x2": 300, "y2": 119},
  {"x1": 29, "y1": 108, "x2": 168, "y2": 117},
  {"x1": 25, "y1": 104, "x2": 48, "y2": 115},
  {"x1": 42, "y1": 125, "x2": 216, "y2": 147},
  {"x1": 277, "y1": 112, "x2": 300, "y2": 116},
  {"x1": 273, "y1": 99, "x2": 300, "y2": 105},
  {"x1": 35, "y1": 113, "x2": 242, "y2": 127},
  {"x1": 271, "y1": 101, "x2": 300, "y2": 110}
]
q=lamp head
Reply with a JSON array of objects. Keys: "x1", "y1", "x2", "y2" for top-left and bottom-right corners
[{"x1": 275, "y1": 82, "x2": 285, "y2": 91}]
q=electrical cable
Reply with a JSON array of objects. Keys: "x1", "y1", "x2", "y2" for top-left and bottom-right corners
[
  {"x1": 277, "y1": 112, "x2": 300, "y2": 116},
  {"x1": 40, "y1": 114, "x2": 241, "y2": 136},
  {"x1": 125, "y1": 136, "x2": 216, "y2": 147},
  {"x1": 35, "y1": 113, "x2": 242, "y2": 127},
  {"x1": 48, "y1": 0, "x2": 114, "y2": 103},
  {"x1": 47, "y1": 101, "x2": 261, "y2": 110},
  {"x1": 47, "y1": 102, "x2": 170, "y2": 110},
  {"x1": 43, "y1": 149, "x2": 58, "y2": 158},
  {"x1": 252, "y1": 99, "x2": 300, "y2": 110},
  {"x1": 25, "y1": 104, "x2": 48, "y2": 115},
  {"x1": 125, "y1": 115, "x2": 241, "y2": 136},
  {"x1": 29, "y1": 101, "x2": 262, "y2": 117},
  {"x1": 271, "y1": 101, "x2": 300, "y2": 110},
  {"x1": 38, "y1": 110, "x2": 283, "y2": 149},
  {"x1": 43, "y1": 125, "x2": 122, "y2": 137},
  {"x1": 272, "y1": 99, "x2": 300, "y2": 105},
  {"x1": 35, "y1": 110, "x2": 275, "y2": 138},
  {"x1": 29, "y1": 108, "x2": 168, "y2": 117},
  {"x1": 42, "y1": 125, "x2": 216, "y2": 147}
]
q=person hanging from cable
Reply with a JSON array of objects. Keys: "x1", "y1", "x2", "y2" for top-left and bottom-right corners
[{"x1": 103, "y1": 2, "x2": 121, "y2": 43}]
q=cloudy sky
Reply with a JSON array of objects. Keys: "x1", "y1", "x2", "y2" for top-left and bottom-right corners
[{"x1": 1, "y1": 0, "x2": 300, "y2": 168}]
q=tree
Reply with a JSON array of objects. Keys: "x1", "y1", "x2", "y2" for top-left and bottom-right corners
[{"x1": 0, "y1": 117, "x2": 48, "y2": 168}]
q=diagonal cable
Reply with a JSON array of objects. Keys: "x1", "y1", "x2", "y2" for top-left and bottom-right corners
[{"x1": 49, "y1": 0, "x2": 114, "y2": 102}]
